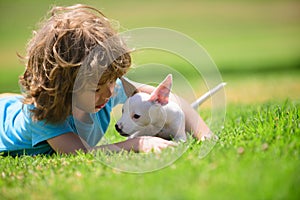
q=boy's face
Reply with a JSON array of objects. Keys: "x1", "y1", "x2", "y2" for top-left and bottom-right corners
[{"x1": 74, "y1": 80, "x2": 116, "y2": 113}]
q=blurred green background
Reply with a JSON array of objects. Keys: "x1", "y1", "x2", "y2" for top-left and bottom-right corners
[{"x1": 0, "y1": 0, "x2": 299, "y2": 103}]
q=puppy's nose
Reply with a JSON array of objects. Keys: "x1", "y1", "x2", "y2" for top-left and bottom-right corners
[{"x1": 115, "y1": 124, "x2": 122, "y2": 133}]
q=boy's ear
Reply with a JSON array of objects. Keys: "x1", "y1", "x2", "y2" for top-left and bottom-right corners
[
  {"x1": 120, "y1": 77, "x2": 139, "y2": 97},
  {"x1": 148, "y1": 74, "x2": 172, "y2": 106}
]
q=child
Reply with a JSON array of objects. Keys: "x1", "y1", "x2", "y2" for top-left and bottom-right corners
[{"x1": 0, "y1": 4, "x2": 211, "y2": 156}]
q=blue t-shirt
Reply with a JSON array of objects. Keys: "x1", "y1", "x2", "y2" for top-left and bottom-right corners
[{"x1": 0, "y1": 79, "x2": 127, "y2": 156}]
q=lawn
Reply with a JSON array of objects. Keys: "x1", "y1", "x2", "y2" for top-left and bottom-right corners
[
  {"x1": 0, "y1": 0, "x2": 299, "y2": 199},
  {"x1": 0, "y1": 101, "x2": 299, "y2": 200}
]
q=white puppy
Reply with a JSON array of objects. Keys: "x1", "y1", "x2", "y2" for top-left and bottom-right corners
[{"x1": 115, "y1": 74, "x2": 225, "y2": 142}]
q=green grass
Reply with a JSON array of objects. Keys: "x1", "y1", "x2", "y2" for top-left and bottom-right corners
[{"x1": 1, "y1": 100, "x2": 299, "y2": 200}]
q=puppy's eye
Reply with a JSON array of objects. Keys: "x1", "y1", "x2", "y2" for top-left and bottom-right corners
[{"x1": 133, "y1": 114, "x2": 140, "y2": 119}]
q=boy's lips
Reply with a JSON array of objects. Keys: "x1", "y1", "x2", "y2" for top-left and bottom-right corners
[
  {"x1": 95, "y1": 100, "x2": 108, "y2": 109},
  {"x1": 95, "y1": 104, "x2": 104, "y2": 109}
]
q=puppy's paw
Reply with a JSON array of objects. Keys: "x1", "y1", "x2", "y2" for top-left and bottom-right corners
[{"x1": 200, "y1": 131, "x2": 218, "y2": 141}]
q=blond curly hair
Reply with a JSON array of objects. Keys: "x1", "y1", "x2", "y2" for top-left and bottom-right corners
[{"x1": 19, "y1": 4, "x2": 131, "y2": 124}]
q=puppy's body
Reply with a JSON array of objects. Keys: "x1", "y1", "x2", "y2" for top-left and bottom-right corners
[{"x1": 115, "y1": 74, "x2": 225, "y2": 142}]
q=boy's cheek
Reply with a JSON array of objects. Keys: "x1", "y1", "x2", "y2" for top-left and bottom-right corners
[
  {"x1": 73, "y1": 92, "x2": 96, "y2": 113},
  {"x1": 74, "y1": 102, "x2": 97, "y2": 113}
]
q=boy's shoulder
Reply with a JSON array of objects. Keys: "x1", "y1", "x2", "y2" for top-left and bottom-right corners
[{"x1": 0, "y1": 95, "x2": 23, "y2": 107}]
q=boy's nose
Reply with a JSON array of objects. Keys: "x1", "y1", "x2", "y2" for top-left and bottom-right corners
[
  {"x1": 105, "y1": 84, "x2": 114, "y2": 97},
  {"x1": 108, "y1": 86, "x2": 114, "y2": 96},
  {"x1": 98, "y1": 85, "x2": 113, "y2": 99}
]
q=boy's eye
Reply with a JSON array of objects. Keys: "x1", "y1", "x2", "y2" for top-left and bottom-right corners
[
  {"x1": 97, "y1": 79, "x2": 116, "y2": 88},
  {"x1": 133, "y1": 114, "x2": 140, "y2": 119}
]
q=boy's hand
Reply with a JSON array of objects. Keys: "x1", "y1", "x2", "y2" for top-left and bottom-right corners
[{"x1": 136, "y1": 136, "x2": 177, "y2": 153}]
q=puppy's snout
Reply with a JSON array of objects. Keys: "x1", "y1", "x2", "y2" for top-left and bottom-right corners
[
  {"x1": 115, "y1": 123, "x2": 122, "y2": 133},
  {"x1": 115, "y1": 123, "x2": 130, "y2": 137}
]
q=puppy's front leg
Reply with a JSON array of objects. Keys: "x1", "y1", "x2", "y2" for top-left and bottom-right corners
[
  {"x1": 172, "y1": 120, "x2": 186, "y2": 142},
  {"x1": 173, "y1": 132, "x2": 186, "y2": 142},
  {"x1": 173, "y1": 127, "x2": 186, "y2": 142}
]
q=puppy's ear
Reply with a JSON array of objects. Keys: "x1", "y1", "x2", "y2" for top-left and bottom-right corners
[
  {"x1": 120, "y1": 77, "x2": 139, "y2": 97},
  {"x1": 149, "y1": 74, "x2": 172, "y2": 106}
]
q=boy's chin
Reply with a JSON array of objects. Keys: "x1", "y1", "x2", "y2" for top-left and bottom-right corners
[{"x1": 93, "y1": 108, "x2": 101, "y2": 113}]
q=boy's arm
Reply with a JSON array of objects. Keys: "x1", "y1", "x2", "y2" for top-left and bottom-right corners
[
  {"x1": 47, "y1": 132, "x2": 89, "y2": 154},
  {"x1": 47, "y1": 132, "x2": 176, "y2": 154}
]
